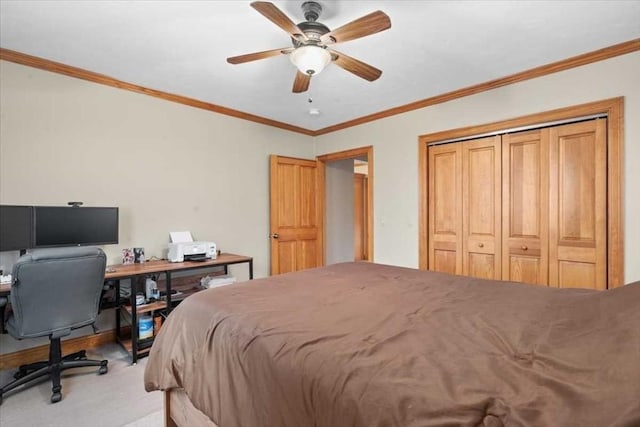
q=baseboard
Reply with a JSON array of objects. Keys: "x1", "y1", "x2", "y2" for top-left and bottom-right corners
[{"x1": 0, "y1": 329, "x2": 116, "y2": 370}]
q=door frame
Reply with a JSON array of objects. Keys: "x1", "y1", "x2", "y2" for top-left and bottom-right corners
[
  {"x1": 418, "y1": 97, "x2": 624, "y2": 288},
  {"x1": 317, "y1": 146, "x2": 374, "y2": 264}
]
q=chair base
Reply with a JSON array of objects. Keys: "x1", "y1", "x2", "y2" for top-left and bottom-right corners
[{"x1": 0, "y1": 337, "x2": 108, "y2": 404}]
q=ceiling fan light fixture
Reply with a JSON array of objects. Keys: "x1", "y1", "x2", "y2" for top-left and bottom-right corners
[{"x1": 290, "y1": 45, "x2": 331, "y2": 76}]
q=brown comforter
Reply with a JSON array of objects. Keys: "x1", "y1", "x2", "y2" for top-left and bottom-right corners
[{"x1": 144, "y1": 262, "x2": 640, "y2": 427}]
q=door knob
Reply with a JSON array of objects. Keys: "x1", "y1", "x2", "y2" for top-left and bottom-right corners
[{"x1": 271, "y1": 233, "x2": 279, "y2": 239}]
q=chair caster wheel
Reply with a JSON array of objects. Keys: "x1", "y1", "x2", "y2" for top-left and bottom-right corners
[
  {"x1": 51, "y1": 392, "x2": 62, "y2": 403},
  {"x1": 98, "y1": 365, "x2": 108, "y2": 375}
]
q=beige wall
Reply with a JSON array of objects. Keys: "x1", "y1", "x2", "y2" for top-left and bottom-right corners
[
  {"x1": 315, "y1": 52, "x2": 640, "y2": 284},
  {"x1": 0, "y1": 61, "x2": 315, "y2": 280},
  {"x1": 1, "y1": 52, "x2": 639, "y2": 285}
]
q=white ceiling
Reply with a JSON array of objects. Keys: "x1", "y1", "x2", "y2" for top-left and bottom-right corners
[{"x1": 1, "y1": 1, "x2": 639, "y2": 132}]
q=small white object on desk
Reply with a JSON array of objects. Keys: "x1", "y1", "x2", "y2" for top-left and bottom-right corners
[
  {"x1": 201, "y1": 275, "x2": 236, "y2": 289},
  {"x1": 0, "y1": 274, "x2": 12, "y2": 285}
]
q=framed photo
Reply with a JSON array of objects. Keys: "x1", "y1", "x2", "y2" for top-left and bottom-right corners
[
  {"x1": 122, "y1": 248, "x2": 134, "y2": 264},
  {"x1": 134, "y1": 247, "x2": 145, "y2": 263}
]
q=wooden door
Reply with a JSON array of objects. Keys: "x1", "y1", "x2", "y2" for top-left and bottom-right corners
[
  {"x1": 354, "y1": 173, "x2": 368, "y2": 261},
  {"x1": 548, "y1": 119, "x2": 607, "y2": 290},
  {"x1": 428, "y1": 143, "x2": 463, "y2": 274},
  {"x1": 502, "y1": 129, "x2": 549, "y2": 285},
  {"x1": 462, "y1": 136, "x2": 502, "y2": 279},
  {"x1": 270, "y1": 155, "x2": 322, "y2": 275}
]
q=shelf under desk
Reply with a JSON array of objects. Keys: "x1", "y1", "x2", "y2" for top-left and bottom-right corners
[{"x1": 105, "y1": 253, "x2": 253, "y2": 364}]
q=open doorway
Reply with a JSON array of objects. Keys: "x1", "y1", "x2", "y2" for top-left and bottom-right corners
[{"x1": 317, "y1": 146, "x2": 373, "y2": 264}]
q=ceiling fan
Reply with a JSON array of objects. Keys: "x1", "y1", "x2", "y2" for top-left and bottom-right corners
[{"x1": 227, "y1": 1, "x2": 391, "y2": 93}]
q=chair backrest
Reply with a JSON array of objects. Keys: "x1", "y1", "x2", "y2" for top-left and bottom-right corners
[{"x1": 10, "y1": 247, "x2": 106, "y2": 339}]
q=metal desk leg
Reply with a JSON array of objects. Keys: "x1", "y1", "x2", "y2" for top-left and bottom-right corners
[
  {"x1": 249, "y1": 259, "x2": 253, "y2": 280},
  {"x1": 130, "y1": 278, "x2": 138, "y2": 364},
  {"x1": 0, "y1": 303, "x2": 6, "y2": 334},
  {"x1": 166, "y1": 272, "x2": 172, "y2": 313},
  {"x1": 115, "y1": 280, "x2": 121, "y2": 340}
]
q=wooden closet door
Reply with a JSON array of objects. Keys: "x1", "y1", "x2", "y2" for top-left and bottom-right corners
[
  {"x1": 549, "y1": 119, "x2": 607, "y2": 290},
  {"x1": 428, "y1": 143, "x2": 462, "y2": 274},
  {"x1": 462, "y1": 136, "x2": 502, "y2": 279},
  {"x1": 502, "y1": 130, "x2": 549, "y2": 285}
]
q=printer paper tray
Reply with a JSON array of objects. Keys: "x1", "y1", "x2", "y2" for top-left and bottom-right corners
[{"x1": 184, "y1": 255, "x2": 208, "y2": 262}]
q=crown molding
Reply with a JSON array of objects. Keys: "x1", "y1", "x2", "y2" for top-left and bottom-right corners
[
  {"x1": 1, "y1": 38, "x2": 638, "y2": 137},
  {"x1": 0, "y1": 48, "x2": 315, "y2": 136},
  {"x1": 313, "y1": 38, "x2": 640, "y2": 135}
]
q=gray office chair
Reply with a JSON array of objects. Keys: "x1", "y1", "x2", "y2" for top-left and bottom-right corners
[{"x1": 0, "y1": 247, "x2": 109, "y2": 404}]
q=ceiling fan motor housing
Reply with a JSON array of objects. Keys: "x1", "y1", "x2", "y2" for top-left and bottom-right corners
[
  {"x1": 293, "y1": 21, "x2": 330, "y2": 46},
  {"x1": 301, "y1": 1, "x2": 322, "y2": 22},
  {"x1": 292, "y1": 1, "x2": 331, "y2": 46}
]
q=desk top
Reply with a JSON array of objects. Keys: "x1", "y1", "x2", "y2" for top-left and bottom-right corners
[
  {"x1": 105, "y1": 253, "x2": 252, "y2": 279},
  {"x1": 0, "y1": 254, "x2": 252, "y2": 293}
]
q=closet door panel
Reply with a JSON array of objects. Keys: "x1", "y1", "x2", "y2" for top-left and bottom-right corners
[
  {"x1": 549, "y1": 119, "x2": 607, "y2": 290},
  {"x1": 434, "y1": 246, "x2": 457, "y2": 274},
  {"x1": 462, "y1": 136, "x2": 501, "y2": 279},
  {"x1": 508, "y1": 256, "x2": 541, "y2": 284},
  {"x1": 468, "y1": 253, "x2": 497, "y2": 279},
  {"x1": 558, "y1": 261, "x2": 596, "y2": 289},
  {"x1": 428, "y1": 144, "x2": 462, "y2": 275},
  {"x1": 502, "y1": 130, "x2": 549, "y2": 285}
]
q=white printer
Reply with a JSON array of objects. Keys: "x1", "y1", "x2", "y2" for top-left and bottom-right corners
[{"x1": 167, "y1": 231, "x2": 217, "y2": 262}]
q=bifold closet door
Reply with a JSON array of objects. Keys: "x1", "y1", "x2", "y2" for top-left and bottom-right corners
[
  {"x1": 428, "y1": 143, "x2": 462, "y2": 274},
  {"x1": 548, "y1": 119, "x2": 607, "y2": 290},
  {"x1": 462, "y1": 136, "x2": 502, "y2": 279},
  {"x1": 502, "y1": 129, "x2": 549, "y2": 285}
]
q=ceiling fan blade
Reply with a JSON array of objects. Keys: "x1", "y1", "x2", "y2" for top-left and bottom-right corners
[
  {"x1": 321, "y1": 10, "x2": 391, "y2": 44},
  {"x1": 292, "y1": 71, "x2": 311, "y2": 93},
  {"x1": 251, "y1": 1, "x2": 307, "y2": 41},
  {"x1": 227, "y1": 47, "x2": 293, "y2": 64},
  {"x1": 330, "y1": 49, "x2": 382, "y2": 81}
]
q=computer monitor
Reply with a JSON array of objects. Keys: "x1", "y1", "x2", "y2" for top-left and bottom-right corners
[
  {"x1": 0, "y1": 205, "x2": 34, "y2": 252},
  {"x1": 33, "y1": 206, "x2": 119, "y2": 248}
]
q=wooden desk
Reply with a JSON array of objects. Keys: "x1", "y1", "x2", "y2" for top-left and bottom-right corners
[
  {"x1": 104, "y1": 253, "x2": 253, "y2": 280},
  {"x1": 105, "y1": 253, "x2": 253, "y2": 363}
]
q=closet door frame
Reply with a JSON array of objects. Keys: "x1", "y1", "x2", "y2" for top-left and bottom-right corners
[{"x1": 418, "y1": 97, "x2": 624, "y2": 288}]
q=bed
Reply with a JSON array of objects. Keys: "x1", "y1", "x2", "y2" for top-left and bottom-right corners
[{"x1": 144, "y1": 262, "x2": 640, "y2": 426}]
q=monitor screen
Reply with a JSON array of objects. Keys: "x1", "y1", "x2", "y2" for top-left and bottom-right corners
[
  {"x1": 0, "y1": 205, "x2": 34, "y2": 251},
  {"x1": 34, "y1": 206, "x2": 119, "y2": 247}
]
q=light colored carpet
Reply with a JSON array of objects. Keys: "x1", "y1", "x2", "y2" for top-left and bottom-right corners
[
  {"x1": 123, "y1": 409, "x2": 163, "y2": 427},
  {"x1": 0, "y1": 342, "x2": 163, "y2": 427}
]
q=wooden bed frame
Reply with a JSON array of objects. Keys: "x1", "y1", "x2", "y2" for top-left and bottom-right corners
[{"x1": 164, "y1": 389, "x2": 219, "y2": 427}]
